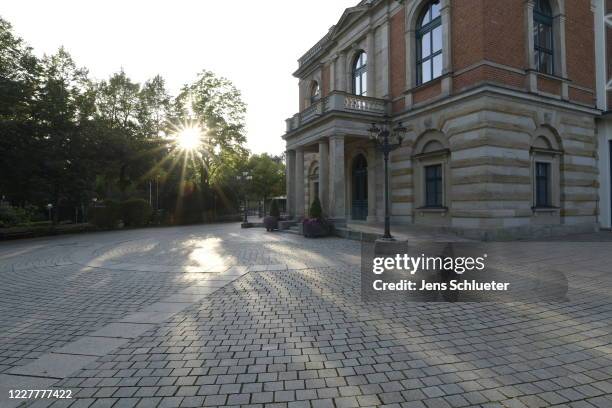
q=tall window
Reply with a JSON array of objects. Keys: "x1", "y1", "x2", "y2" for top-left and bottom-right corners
[
  {"x1": 535, "y1": 162, "x2": 552, "y2": 207},
  {"x1": 352, "y1": 52, "x2": 367, "y2": 96},
  {"x1": 310, "y1": 81, "x2": 320, "y2": 104},
  {"x1": 416, "y1": 1, "x2": 442, "y2": 85},
  {"x1": 425, "y1": 164, "x2": 443, "y2": 207},
  {"x1": 534, "y1": 0, "x2": 554, "y2": 75}
]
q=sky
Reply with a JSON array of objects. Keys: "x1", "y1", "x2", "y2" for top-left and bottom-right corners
[{"x1": 2, "y1": 0, "x2": 357, "y2": 155}]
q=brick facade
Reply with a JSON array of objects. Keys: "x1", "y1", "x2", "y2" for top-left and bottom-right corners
[{"x1": 285, "y1": 0, "x2": 602, "y2": 238}]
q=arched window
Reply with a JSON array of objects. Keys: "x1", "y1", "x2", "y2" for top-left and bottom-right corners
[
  {"x1": 530, "y1": 128, "x2": 562, "y2": 210},
  {"x1": 352, "y1": 51, "x2": 367, "y2": 96},
  {"x1": 416, "y1": 1, "x2": 442, "y2": 85},
  {"x1": 413, "y1": 131, "x2": 449, "y2": 210},
  {"x1": 534, "y1": 0, "x2": 554, "y2": 75},
  {"x1": 310, "y1": 81, "x2": 320, "y2": 104}
]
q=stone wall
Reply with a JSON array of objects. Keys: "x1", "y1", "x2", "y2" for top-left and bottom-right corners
[{"x1": 386, "y1": 93, "x2": 598, "y2": 238}]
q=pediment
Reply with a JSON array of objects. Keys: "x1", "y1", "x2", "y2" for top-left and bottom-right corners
[{"x1": 331, "y1": 5, "x2": 370, "y2": 38}]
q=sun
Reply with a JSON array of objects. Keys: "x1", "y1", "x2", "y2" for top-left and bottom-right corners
[{"x1": 175, "y1": 126, "x2": 202, "y2": 151}]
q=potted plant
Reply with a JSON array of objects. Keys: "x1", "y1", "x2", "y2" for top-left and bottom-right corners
[
  {"x1": 302, "y1": 197, "x2": 331, "y2": 238},
  {"x1": 264, "y1": 199, "x2": 280, "y2": 231}
]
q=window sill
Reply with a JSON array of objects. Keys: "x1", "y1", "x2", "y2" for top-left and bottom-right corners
[
  {"x1": 417, "y1": 206, "x2": 448, "y2": 213},
  {"x1": 531, "y1": 206, "x2": 560, "y2": 213},
  {"x1": 528, "y1": 70, "x2": 571, "y2": 83},
  {"x1": 404, "y1": 73, "x2": 450, "y2": 94}
]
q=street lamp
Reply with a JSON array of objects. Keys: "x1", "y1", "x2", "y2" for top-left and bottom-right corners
[
  {"x1": 369, "y1": 120, "x2": 406, "y2": 241},
  {"x1": 237, "y1": 171, "x2": 253, "y2": 225},
  {"x1": 46, "y1": 203, "x2": 53, "y2": 222}
]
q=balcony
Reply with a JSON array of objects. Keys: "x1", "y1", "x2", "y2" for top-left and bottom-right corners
[{"x1": 285, "y1": 92, "x2": 388, "y2": 133}]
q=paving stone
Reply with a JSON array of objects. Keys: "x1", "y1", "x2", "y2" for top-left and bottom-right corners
[
  {"x1": 53, "y1": 336, "x2": 129, "y2": 357},
  {"x1": 89, "y1": 323, "x2": 155, "y2": 339},
  {"x1": 0, "y1": 225, "x2": 610, "y2": 408},
  {"x1": 8, "y1": 353, "x2": 99, "y2": 379}
]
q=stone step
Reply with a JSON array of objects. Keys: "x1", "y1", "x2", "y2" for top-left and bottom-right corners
[
  {"x1": 281, "y1": 227, "x2": 301, "y2": 235},
  {"x1": 333, "y1": 227, "x2": 382, "y2": 242}
]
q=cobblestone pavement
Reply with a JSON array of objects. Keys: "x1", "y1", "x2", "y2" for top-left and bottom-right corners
[{"x1": 0, "y1": 224, "x2": 610, "y2": 408}]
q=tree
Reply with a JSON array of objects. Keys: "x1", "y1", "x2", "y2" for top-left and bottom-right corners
[
  {"x1": 0, "y1": 17, "x2": 40, "y2": 206},
  {"x1": 35, "y1": 48, "x2": 94, "y2": 221},
  {"x1": 247, "y1": 154, "x2": 285, "y2": 214},
  {"x1": 168, "y1": 70, "x2": 250, "y2": 220},
  {"x1": 0, "y1": 17, "x2": 254, "y2": 225}
]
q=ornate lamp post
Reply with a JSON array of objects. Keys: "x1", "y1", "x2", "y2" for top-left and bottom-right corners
[
  {"x1": 369, "y1": 120, "x2": 406, "y2": 241},
  {"x1": 237, "y1": 171, "x2": 252, "y2": 225}
]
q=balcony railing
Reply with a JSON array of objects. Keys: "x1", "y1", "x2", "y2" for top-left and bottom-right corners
[{"x1": 285, "y1": 92, "x2": 388, "y2": 133}]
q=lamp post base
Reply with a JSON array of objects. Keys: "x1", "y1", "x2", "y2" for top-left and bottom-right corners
[{"x1": 374, "y1": 237, "x2": 408, "y2": 256}]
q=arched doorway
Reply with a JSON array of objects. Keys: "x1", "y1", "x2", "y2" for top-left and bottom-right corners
[
  {"x1": 352, "y1": 154, "x2": 368, "y2": 220},
  {"x1": 308, "y1": 164, "x2": 319, "y2": 207}
]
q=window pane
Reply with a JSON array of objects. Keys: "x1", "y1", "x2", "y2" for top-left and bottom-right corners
[
  {"x1": 534, "y1": 50, "x2": 540, "y2": 70},
  {"x1": 433, "y1": 54, "x2": 443, "y2": 78},
  {"x1": 421, "y1": 32, "x2": 431, "y2": 58},
  {"x1": 431, "y1": 1, "x2": 441, "y2": 20},
  {"x1": 421, "y1": 8, "x2": 430, "y2": 26},
  {"x1": 432, "y1": 26, "x2": 442, "y2": 52},
  {"x1": 535, "y1": 162, "x2": 551, "y2": 207},
  {"x1": 425, "y1": 164, "x2": 442, "y2": 207},
  {"x1": 355, "y1": 79, "x2": 360, "y2": 96},
  {"x1": 422, "y1": 59, "x2": 432, "y2": 83},
  {"x1": 542, "y1": 53, "x2": 553, "y2": 74},
  {"x1": 361, "y1": 52, "x2": 367, "y2": 66},
  {"x1": 361, "y1": 72, "x2": 367, "y2": 96},
  {"x1": 541, "y1": 25, "x2": 551, "y2": 49}
]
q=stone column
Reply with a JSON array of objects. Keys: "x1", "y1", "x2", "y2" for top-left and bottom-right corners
[
  {"x1": 318, "y1": 139, "x2": 329, "y2": 215},
  {"x1": 328, "y1": 135, "x2": 346, "y2": 221},
  {"x1": 405, "y1": 26, "x2": 416, "y2": 108},
  {"x1": 366, "y1": 30, "x2": 376, "y2": 97},
  {"x1": 593, "y1": 0, "x2": 607, "y2": 110},
  {"x1": 367, "y1": 147, "x2": 377, "y2": 222},
  {"x1": 525, "y1": 0, "x2": 538, "y2": 92},
  {"x1": 555, "y1": 12, "x2": 568, "y2": 99},
  {"x1": 295, "y1": 148, "x2": 305, "y2": 219},
  {"x1": 440, "y1": 0, "x2": 452, "y2": 96},
  {"x1": 337, "y1": 52, "x2": 347, "y2": 92},
  {"x1": 380, "y1": 21, "x2": 390, "y2": 98},
  {"x1": 330, "y1": 56, "x2": 337, "y2": 92},
  {"x1": 286, "y1": 150, "x2": 296, "y2": 218}
]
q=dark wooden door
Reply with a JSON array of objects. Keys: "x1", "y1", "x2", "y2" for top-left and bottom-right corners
[{"x1": 352, "y1": 154, "x2": 368, "y2": 220}]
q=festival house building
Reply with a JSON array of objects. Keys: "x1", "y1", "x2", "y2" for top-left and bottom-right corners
[{"x1": 283, "y1": 0, "x2": 609, "y2": 239}]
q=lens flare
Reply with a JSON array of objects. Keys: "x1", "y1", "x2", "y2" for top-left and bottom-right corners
[{"x1": 175, "y1": 126, "x2": 202, "y2": 151}]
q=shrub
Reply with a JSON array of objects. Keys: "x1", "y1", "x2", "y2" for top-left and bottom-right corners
[
  {"x1": 309, "y1": 196, "x2": 323, "y2": 220},
  {"x1": 89, "y1": 200, "x2": 121, "y2": 228},
  {"x1": 121, "y1": 199, "x2": 152, "y2": 227},
  {"x1": 0, "y1": 206, "x2": 31, "y2": 227},
  {"x1": 269, "y1": 199, "x2": 280, "y2": 218}
]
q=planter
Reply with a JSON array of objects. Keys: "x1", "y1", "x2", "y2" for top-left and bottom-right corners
[
  {"x1": 263, "y1": 216, "x2": 279, "y2": 231},
  {"x1": 302, "y1": 218, "x2": 331, "y2": 238}
]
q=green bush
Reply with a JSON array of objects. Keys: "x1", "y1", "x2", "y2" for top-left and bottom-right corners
[
  {"x1": 89, "y1": 200, "x2": 121, "y2": 228},
  {"x1": 309, "y1": 196, "x2": 323, "y2": 220},
  {"x1": 0, "y1": 206, "x2": 31, "y2": 227},
  {"x1": 269, "y1": 199, "x2": 280, "y2": 218},
  {"x1": 121, "y1": 199, "x2": 152, "y2": 227}
]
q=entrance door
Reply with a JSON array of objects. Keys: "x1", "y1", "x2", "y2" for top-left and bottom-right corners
[{"x1": 352, "y1": 154, "x2": 368, "y2": 220}]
